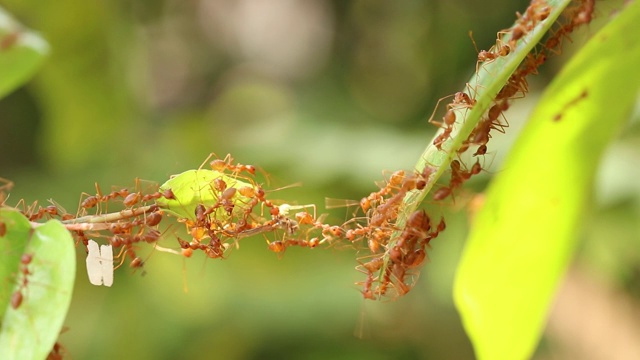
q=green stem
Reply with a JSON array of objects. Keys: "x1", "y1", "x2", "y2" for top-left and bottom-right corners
[
  {"x1": 396, "y1": 0, "x2": 573, "y2": 229},
  {"x1": 61, "y1": 205, "x2": 157, "y2": 225}
]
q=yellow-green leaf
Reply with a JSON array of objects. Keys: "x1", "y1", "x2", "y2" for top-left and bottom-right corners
[
  {"x1": 157, "y1": 169, "x2": 255, "y2": 221},
  {"x1": 454, "y1": 2, "x2": 640, "y2": 359},
  {"x1": 0, "y1": 6, "x2": 49, "y2": 99}
]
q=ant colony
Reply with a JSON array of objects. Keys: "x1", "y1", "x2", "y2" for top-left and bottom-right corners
[{"x1": 5, "y1": 0, "x2": 596, "y2": 300}]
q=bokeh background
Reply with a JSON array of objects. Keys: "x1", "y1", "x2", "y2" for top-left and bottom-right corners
[{"x1": 2, "y1": 0, "x2": 639, "y2": 359}]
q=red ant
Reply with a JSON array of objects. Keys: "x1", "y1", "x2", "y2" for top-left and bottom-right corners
[
  {"x1": 1, "y1": 32, "x2": 20, "y2": 51},
  {"x1": 433, "y1": 127, "x2": 454, "y2": 150},
  {"x1": 78, "y1": 183, "x2": 110, "y2": 214},
  {"x1": 508, "y1": 0, "x2": 551, "y2": 48},
  {"x1": 432, "y1": 159, "x2": 481, "y2": 202},
  {"x1": 497, "y1": 73, "x2": 529, "y2": 100},
  {"x1": 390, "y1": 263, "x2": 412, "y2": 296},
  {"x1": 369, "y1": 191, "x2": 405, "y2": 227},
  {"x1": 267, "y1": 237, "x2": 321, "y2": 254},
  {"x1": 145, "y1": 211, "x2": 163, "y2": 227},
  {"x1": 359, "y1": 170, "x2": 406, "y2": 213},
  {"x1": 104, "y1": 188, "x2": 130, "y2": 201},
  {"x1": 428, "y1": 89, "x2": 476, "y2": 126},
  {"x1": 430, "y1": 90, "x2": 477, "y2": 150},
  {"x1": 486, "y1": 100, "x2": 510, "y2": 133},
  {"x1": 204, "y1": 153, "x2": 257, "y2": 178},
  {"x1": 204, "y1": 187, "x2": 237, "y2": 217},
  {"x1": 473, "y1": 144, "x2": 488, "y2": 157},
  {"x1": 399, "y1": 210, "x2": 430, "y2": 243},
  {"x1": 0, "y1": 176, "x2": 14, "y2": 205},
  {"x1": 571, "y1": 0, "x2": 594, "y2": 27},
  {"x1": 162, "y1": 188, "x2": 176, "y2": 200},
  {"x1": 11, "y1": 253, "x2": 33, "y2": 309},
  {"x1": 360, "y1": 271, "x2": 377, "y2": 300},
  {"x1": 432, "y1": 186, "x2": 452, "y2": 202},
  {"x1": 404, "y1": 248, "x2": 427, "y2": 269},
  {"x1": 47, "y1": 340, "x2": 68, "y2": 360},
  {"x1": 424, "y1": 217, "x2": 446, "y2": 245},
  {"x1": 469, "y1": 31, "x2": 511, "y2": 75},
  {"x1": 27, "y1": 205, "x2": 60, "y2": 221}
]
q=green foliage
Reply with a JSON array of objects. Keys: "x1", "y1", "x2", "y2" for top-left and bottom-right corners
[
  {"x1": 0, "y1": 5, "x2": 49, "y2": 99},
  {"x1": 0, "y1": 209, "x2": 75, "y2": 360},
  {"x1": 454, "y1": 2, "x2": 640, "y2": 359}
]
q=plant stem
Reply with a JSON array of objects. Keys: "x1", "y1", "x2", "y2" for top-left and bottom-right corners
[
  {"x1": 60, "y1": 205, "x2": 158, "y2": 226},
  {"x1": 394, "y1": 0, "x2": 572, "y2": 231}
]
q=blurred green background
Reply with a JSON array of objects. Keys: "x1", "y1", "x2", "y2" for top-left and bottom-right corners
[{"x1": 2, "y1": 0, "x2": 639, "y2": 359}]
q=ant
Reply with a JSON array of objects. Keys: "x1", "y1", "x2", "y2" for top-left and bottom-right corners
[
  {"x1": 486, "y1": 100, "x2": 510, "y2": 133},
  {"x1": 432, "y1": 186, "x2": 453, "y2": 202},
  {"x1": 433, "y1": 126, "x2": 454, "y2": 150},
  {"x1": 360, "y1": 170, "x2": 406, "y2": 213},
  {"x1": 47, "y1": 340, "x2": 68, "y2": 360},
  {"x1": 104, "y1": 188, "x2": 130, "y2": 201},
  {"x1": 571, "y1": 0, "x2": 594, "y2": 27},
  {"x1": 360, "y1": 270, "x2": 377, "y2": 300},
  {"x1": 436, "y1": 159, "x2": 482, "y2": 201},
  {"x1": 267, "y1": 237, "x2": 321, "y2": 254},
  {"x1": 201, "y1": 153, "x2": 258, "y2": 182},
  {"x1": 355, "y1": 254, "x2": 385, "y2": 299},
  {"x1": 390, "y1": 263, "x2": 412, "y2": 296},
  {"x1": 162, "y1": 188, "x2": 176, "y2": 200},
  {"x1": 469, "y1": 31, "x2": 511, "y2": 75},
  {"x1": 0, "y1": 177, "x2": 14, "y2": 199},
  {"x1": 27, "y1": 205, "x2": 60, "y2": 221},
  {"x1": 0, "y1": 31, "x2": 20, "y2": 51},
  {"x1": 11, "y1": 253, "x2": 33, "y2": 309},
  {"x1": 473, "y1": 144, "x2": 488, "y2": 157},
  {"x1": 145, "y1": 211, "x2": 163, "y2": 227},
  {"x1": 508, "y1": 0, "x2": 551, "y2": 48},
  {"x1": 204, "y1": 187, "x2": 237, "y2": 217},
  {"x1": 496, "y1": 74, "x2": 529, "y2": 100},
  {"x1": 78, "y1": 182, "x2": 109, "y2": 214},
  {"x1": 368, "y1": 191, "x2": 405, "y2": 227},
  {"x1": 430, "y1": 90, "x2": 477, "y2": 150},
  {"x1": 428, "y1": 88, "x2": 476, "y2": 126},
  {"x1": 404, "y1": 248, "x2": 427, "y2": 269},
  {"x1": 397, "y1": 210, "x2": 431, "y2": 246}
]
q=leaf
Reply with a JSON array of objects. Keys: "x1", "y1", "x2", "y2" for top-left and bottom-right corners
[
  {"x1": 0, "y1": 6, "x2": 50, "y2": 99},
  {"x1": 454, "y1": 3, "x2": 640, "y2": 360},
  {"x1": 0, "y1": 208, "x2": 32, "y2": 321},
  {"x1": 0, "y1": 215, "x2": 76, "y2": 360},
  {"x1": 157, "y1": 169, "x2": 255, "y2": 221}
]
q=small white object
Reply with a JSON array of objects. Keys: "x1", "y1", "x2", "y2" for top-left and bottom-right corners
[
  {"x1": 278, "y1": 204, "x2": 292, "y2": 216},
  {"x1": 86, "y1": 240, "x2": 102, "y2": 286},
  {"x1": 100, "y1": 244, "x2": 114, "y2": 287},
  {"x1": 86, "y1": 240, "x2": 114, "y2": 287}
]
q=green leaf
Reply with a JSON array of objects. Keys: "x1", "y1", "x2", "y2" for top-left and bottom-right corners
[
  {"x1": 0, "y1": 208, "x2": 32, "y2": 321},
  {"x1": 0, "y1": 5, "x2": 50, "y2": 99},
  {"x1": 0, "y1": 215, "x2": 76, "y2": 360},
  {"x1": 157, "y1": 169, "x2": 255, "y2": 221},
  {"x1": 454, "y1": 3, "x2": 640, "y2": 360}
]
